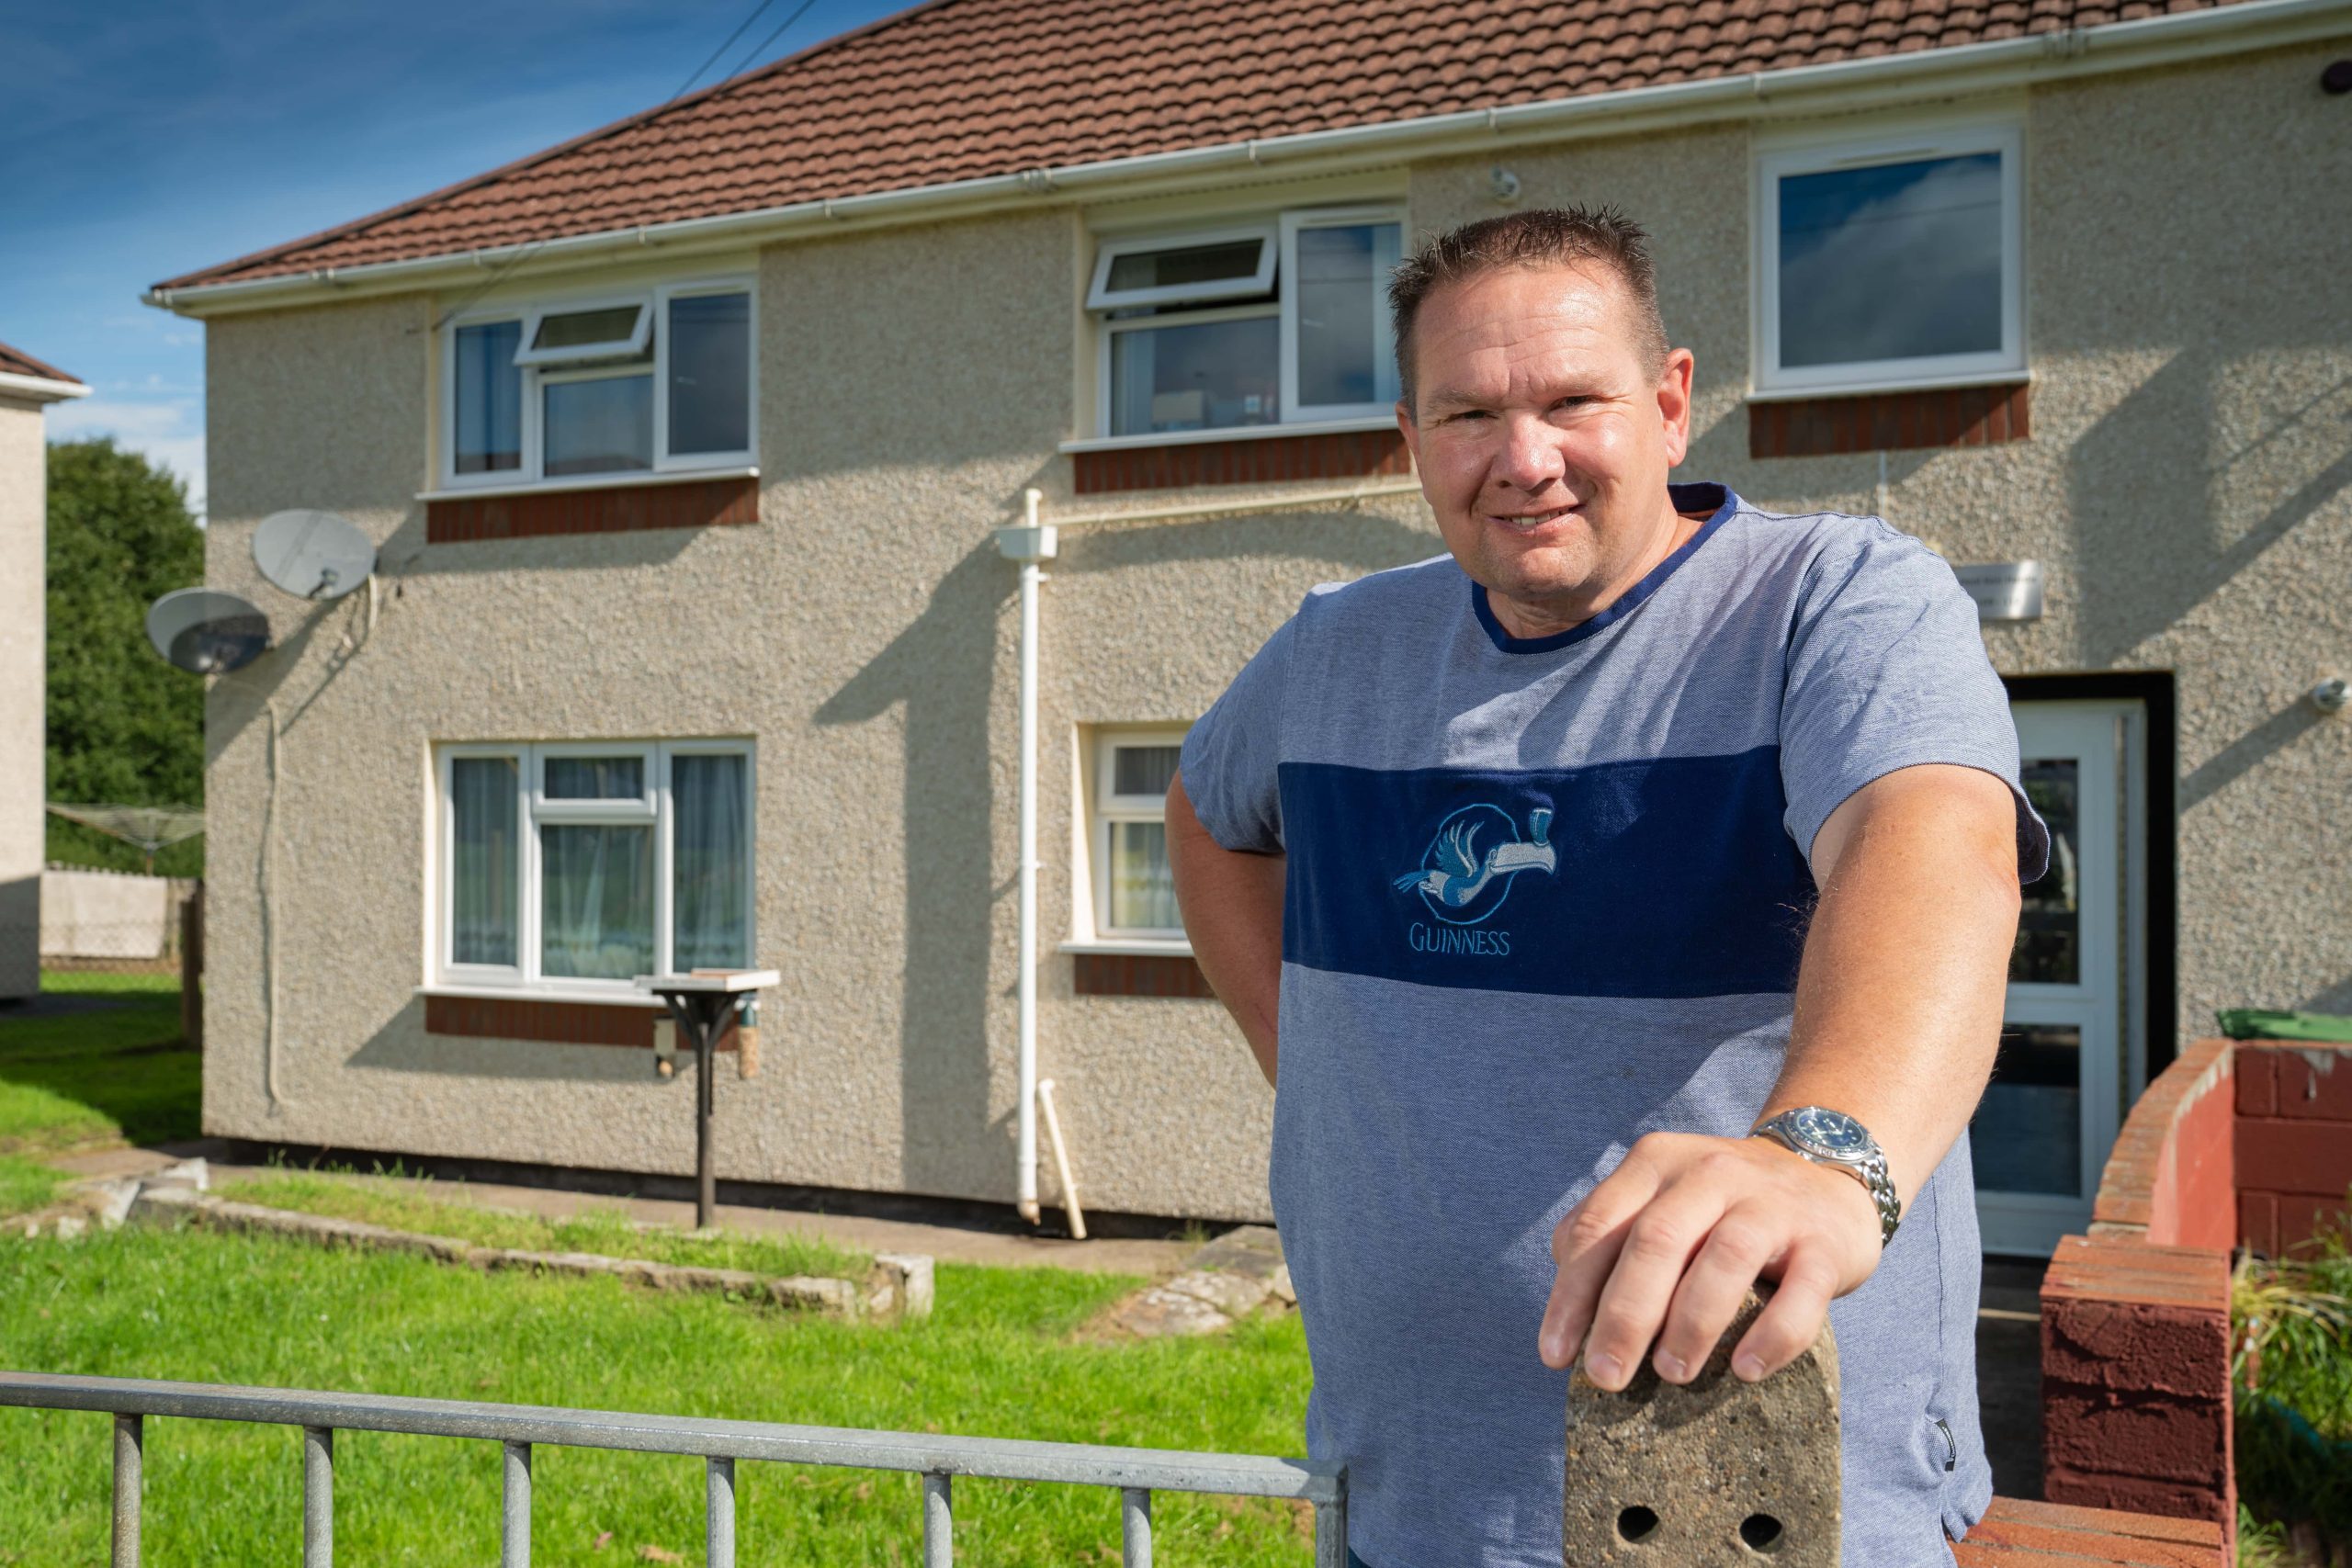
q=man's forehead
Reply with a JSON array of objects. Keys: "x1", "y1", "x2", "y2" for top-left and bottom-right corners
[{"x1": 1415, "y1": 265, "x2": 1639, "y2": 400}]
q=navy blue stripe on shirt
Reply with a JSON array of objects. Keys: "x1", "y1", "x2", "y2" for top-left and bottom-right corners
[{"x1": 1277, "y1": 749, "x2": 1815, "y2": 998}]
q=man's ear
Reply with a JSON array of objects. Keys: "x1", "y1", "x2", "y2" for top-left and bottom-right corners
[
  {"x1": 1396, "y1": 397, "x2": 1419, "y2": 466},
  {"x1": 1657, "y1": 348, "x2": 1696, "y2": 468}
]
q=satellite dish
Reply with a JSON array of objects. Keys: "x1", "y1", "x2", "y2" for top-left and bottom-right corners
[
  {"x1": 145, "y1": 589, "x2": 270, "y2": 674},
  {"x1": 254, "y1": 509, "x2": 375, "y2": 600}
]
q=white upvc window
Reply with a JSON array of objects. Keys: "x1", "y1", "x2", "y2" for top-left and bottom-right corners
[
  {"x1": 442, "y1": 276, "x2": 755, "y2": 488},
  {"x1": 435, "y1": 739, "x2": 754, "y2": 994},
  {"x1": 1091, "y1": 205, "x2": 1403, "y2": 438},
  {"x1": 1087, "y1": 730, "x2": 1186, "y2": 940},
  {"x1": 1754, "y1": 119, "x2": 2024, "y2": 395}
]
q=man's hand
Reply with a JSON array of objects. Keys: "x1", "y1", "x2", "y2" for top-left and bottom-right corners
[
  {"x1": 1536, "y1": 1132, "x2": 1882, "y2": 1387},
  {"x1": 1532, "y1": 762, "x2": 2023, "y2": 1391}
]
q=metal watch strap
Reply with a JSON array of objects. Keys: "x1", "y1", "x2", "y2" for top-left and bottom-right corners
[
  {"x1": 1852, "y1": 1148, "x2": 1903, "y2": 1248},
  {"x1": 1754, "y1": 1119, "x2": 1903, "y2": 1247}
]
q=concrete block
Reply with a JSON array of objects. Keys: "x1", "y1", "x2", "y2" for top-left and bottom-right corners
[
  {"x1": 1110, "y1": 1285, "x2": 1233, "y2": 1338},
  {"x1": 1562, "y1": 1292, "x2": 1839, "y2": 1565},
  {"x1": 872, "y1": 1253, "x2": 935, "y2": 1320},
  {"x1": 1162, "y1": 1269, "x2": 1272, "y2": 1318}
]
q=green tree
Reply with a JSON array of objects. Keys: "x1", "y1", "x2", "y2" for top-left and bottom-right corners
[{"x1": 44, "y1": 438, "x2": 205, "y2": 877}]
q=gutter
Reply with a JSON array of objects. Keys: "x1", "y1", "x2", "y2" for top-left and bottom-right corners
[
  {"x1": 0, "y1": 370, "x2": 92, "y2": 403},
  {"x1": 144, "y1": 0, "x2": 2352, "y2": 318}
]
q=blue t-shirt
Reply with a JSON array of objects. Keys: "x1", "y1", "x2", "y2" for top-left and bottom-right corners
[{"x1": 1178, "y1": 483, "x2": 2051, "y2": 1568}]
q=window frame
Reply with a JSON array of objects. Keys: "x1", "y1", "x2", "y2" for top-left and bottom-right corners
[
  {"x1": 1278, "y1": 205, "x2": 1407, "y2": 423},
  {"x1": 1086, "y1": 224, "x2": 1278, "y2": 311},
  {"x1": 1090, "y1": 728, "x2": 1188, "y2": 942},
  {"x1": 1752, "y1": 118, "x2": 2025, "y2": 397},
  {"x1": 438, "y1": 274, "x2": 758, "y2": 491},
  {"x1": 433, "y1": 739, "x2": 754, "y2": 997},
  {"x1": 1087, "y1": 204, "x2": 1407, "y2": 439},
  {"x1": 513, "y1": 297, "x2": 653, "y2": 368}
]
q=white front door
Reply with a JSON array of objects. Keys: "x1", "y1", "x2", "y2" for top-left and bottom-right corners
[{"x1": 1973, "y1": 701, "x2": 2146, "y2": 1257}]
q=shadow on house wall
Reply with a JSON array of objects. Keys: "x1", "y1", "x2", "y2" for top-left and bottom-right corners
[{"x1": 816, "y1": 502, "x2": 1440, "y2": 1199}]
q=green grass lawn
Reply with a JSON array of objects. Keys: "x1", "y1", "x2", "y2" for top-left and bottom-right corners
[
  {"x1": 218, "y1": 1167, "x2": 869, "y2": 1281},
  {"x1": 0, "y1": 972, "x2": 198, "y2": 1167},
  {"x1": 0, "y1": 1225, "x2": 1317, "y2": 1565}
]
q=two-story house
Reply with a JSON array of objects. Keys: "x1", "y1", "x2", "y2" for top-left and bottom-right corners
[{"x1": 147, "y1": 0, "x2": 2352, "y2": 1253}]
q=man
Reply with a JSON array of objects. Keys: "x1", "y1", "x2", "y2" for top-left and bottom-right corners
[{"x1": 1167, "y1": 208, "x2": 2046, "y2": 1567}]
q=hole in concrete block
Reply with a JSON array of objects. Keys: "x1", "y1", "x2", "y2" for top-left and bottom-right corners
[
  {"x1": 1616, "y1": 1506, "x2": 1660, "y2": 1543},
  {"x1": 1739, "y1": 1513, "x2": 1785, "y2": 1552}
]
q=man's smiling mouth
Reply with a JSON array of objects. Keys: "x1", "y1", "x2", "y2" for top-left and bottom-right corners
[{"x1": 1487, "y1": 503, "x2": 1579, "y2": 530}]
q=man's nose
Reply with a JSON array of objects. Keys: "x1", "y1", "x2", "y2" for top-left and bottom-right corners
[{"x1": 1489, "y1": 412, "x2": 1568, "y2": 492}]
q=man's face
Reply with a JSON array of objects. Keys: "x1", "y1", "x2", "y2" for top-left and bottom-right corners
[{"x1": 1396, "y1": 263, "x2": 1695, "y2": 620}]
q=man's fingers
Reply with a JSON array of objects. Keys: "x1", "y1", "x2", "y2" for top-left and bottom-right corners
[
  {"x1": 1731, "y1": 1245, "x2": 1841, "y2": 1381},
  {"x1": 1650, "y1": 1202, "x2": 1786, "y2": 1383},
  {"x1": 1577, "y1": 1179, "x2": 1728, "y2": 1391},
  {"x1": 1537, "y1": 1156, "x2": 1661, "y2": 1370}
]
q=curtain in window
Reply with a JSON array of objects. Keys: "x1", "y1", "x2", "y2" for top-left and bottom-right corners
[
  {"x1": 454, "y1": 321, "x2": 522, "y2": 473},
  {"x1": 1109, "y1": 821, "x2": 1180, "y2": 931},
  {"x1": 673, "y1": 752, "x2": 749, "y2": 970},
  {"x1": 540, "y1": 823, "x2": 655, "y2": 979},
  {"x1": 450, "y1": 756, "x2": 518, "y2": 965}
]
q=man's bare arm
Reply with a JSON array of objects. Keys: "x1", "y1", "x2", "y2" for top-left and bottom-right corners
[
  {"x1": 1167, "y1": 772, "x2": 1285, "y2": 1087},
  {"x1": 1538, "y1": 762, "x2": 2022, "y2": 1386}
]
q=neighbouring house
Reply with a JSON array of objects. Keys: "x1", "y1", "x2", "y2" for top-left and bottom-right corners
[
  {"x1": 146, "y1": 0, "x2": 2351, "y2": 1247},
  {"x1": 0, "y1": 342, "x2": 88, "y2": 1002}
]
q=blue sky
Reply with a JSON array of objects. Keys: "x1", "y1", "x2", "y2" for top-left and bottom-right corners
[{"x1": 4, "y1": 0, "x2": 908, "y2": 518}]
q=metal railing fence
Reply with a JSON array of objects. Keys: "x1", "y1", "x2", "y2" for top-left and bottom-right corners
[{"x1": 0, "y1": 1371, "x2": 1347, "y2": 1567}]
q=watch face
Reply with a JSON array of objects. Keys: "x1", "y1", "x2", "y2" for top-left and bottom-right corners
[{"x1": 1791, "y1": 1106, "x2": 1869, "y2": 1156}]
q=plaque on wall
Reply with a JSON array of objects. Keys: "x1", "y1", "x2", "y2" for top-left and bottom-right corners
[{"x1": 1952, "y1": 561, "x2": 2043, "y2": 623}]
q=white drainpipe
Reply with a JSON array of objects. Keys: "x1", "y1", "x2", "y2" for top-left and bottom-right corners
[{"x1": 996, "y1": 491, "x2": 1057, "y2": 1224}]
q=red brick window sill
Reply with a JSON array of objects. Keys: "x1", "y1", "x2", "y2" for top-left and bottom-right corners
[
  {"x1": 1748, "y1": 382, "x2": 2030, "y2": 460},
  {"x1": 424, "y1": 993, "x2": 738, "y2": 1049},
  {"x1": 426, "y1": 475, "x2": 758, "y2": 544},
  {"x1": 1073, "y1": 430, "x2": 1409, "y2": 495},
  {"x1": 1071, "y1": 953, "x2": 1215, "y2": 998}
]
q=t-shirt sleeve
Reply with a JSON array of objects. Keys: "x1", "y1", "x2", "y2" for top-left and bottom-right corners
[
  {"x1": 1177, "y1": 610, "x2": 1298, "y2": 854},
  {"x1": 1780, "y1": 522, "x2": 2052, "y2": 882}
]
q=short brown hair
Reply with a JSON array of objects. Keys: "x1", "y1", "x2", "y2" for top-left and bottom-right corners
[{"x1": 1388, "y1": 206, "x2": 1668, "y2": 413}]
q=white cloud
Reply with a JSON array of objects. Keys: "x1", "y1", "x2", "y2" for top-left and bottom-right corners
[{"x1": 50, "y1": 397, "x2": 206, "y2": 522}]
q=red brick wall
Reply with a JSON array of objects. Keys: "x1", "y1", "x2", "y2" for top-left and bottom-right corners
[
  {"x1": 2043, "y1": 1036, "x2": 2237, "y2": 1538},
  {"x1": 2234, "y1": 1043, "x2": 2352, "y2": 1257},
  {"x1": 426, "y1": 476, "x2": 758, "y2": 543},
  {"x1": 1072, "y1": 430, "x2": 1409, "y2": 494}
]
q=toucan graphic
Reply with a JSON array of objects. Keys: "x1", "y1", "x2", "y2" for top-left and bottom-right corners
[{"x1": 1392, "y1": 806, "x2": 1557, "y2": 909}]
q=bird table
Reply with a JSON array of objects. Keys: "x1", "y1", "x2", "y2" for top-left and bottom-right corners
[{"x1": 633, "y1": 969, "x2": 779, "y2": 1229}]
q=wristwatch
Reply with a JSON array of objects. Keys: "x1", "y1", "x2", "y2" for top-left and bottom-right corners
[{"x1": 1751, "y1": 1106, "x2": 1903, "y2": 1247}]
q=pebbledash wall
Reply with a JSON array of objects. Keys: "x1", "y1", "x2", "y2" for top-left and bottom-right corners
[
  {"x1": 198, "y1": 40, "x2": 2352, "y2": 1220},
  {"x1": 0, "y1": 395, "x2": 49, "y2": 1001}
]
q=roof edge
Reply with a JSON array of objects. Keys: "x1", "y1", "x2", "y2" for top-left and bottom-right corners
[
  {"x1": 0, "y1": 369, "x2": 92, "y2": 404},
  {"x1": 146, "y1": 0, "x2": 967, "y2": 297},
  {"x1": 146, "y1": 0, "x2": 2352, "y2": 318}
]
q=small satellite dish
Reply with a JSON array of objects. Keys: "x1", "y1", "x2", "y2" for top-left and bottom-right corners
[
  {"x1": 254, "y1": 509, "x2": 376, "y2": 600},
  {"x1": 145, "y1": 589, "x2": 270, "y2": 674}
]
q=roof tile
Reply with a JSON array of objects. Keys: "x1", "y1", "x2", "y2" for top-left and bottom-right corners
[
  {"x1": 0, "y1": 339, "x2": 81, "y2": 386},
  {"x1": 156, "y1": 0, "x2": 2249, "y2": 290}
]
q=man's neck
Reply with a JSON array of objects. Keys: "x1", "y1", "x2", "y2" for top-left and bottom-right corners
[{"x1": 1482, "y1": 496, "x2": 1713, "y2": 642}]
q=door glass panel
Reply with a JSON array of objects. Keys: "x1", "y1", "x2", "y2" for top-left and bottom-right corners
[
  {"x1": 1971, "y1": 1021, "x2": 2084, "y2": 1195},
  {"x1": 2012, "y1": 756, "x2": 2080, "y2": 984}
]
